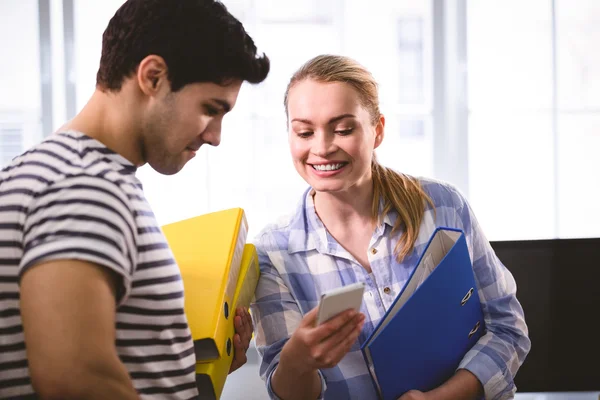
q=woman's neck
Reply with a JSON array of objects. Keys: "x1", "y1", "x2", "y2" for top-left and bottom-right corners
[{"x1": 313, "y1": 180, "x2": 375, "y2": 229}]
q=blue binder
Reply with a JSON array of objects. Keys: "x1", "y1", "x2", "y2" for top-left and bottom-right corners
[{"x1": 361, "y1": 227, "x2": 485, "y2": 400}]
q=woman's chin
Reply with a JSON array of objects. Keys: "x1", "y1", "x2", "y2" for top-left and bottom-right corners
[{"x1": 309, "y1": 182, "x2": 345, "y2": 193}]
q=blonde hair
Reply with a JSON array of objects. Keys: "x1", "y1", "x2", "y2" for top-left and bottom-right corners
[{"x1": 284, "y1": 54, "x2": 434, "y2": 262}]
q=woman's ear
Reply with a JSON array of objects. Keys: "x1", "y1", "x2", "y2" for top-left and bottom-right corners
[{"x1": 374, "y1": 114, "x2": 385, "y2": 149}]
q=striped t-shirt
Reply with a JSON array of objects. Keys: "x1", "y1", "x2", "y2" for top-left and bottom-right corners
[{"x1": 0, "y1": 131, "x2": 198, "y2": 399}]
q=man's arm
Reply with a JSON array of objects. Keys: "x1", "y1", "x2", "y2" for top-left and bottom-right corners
[{"x1": 20, "y1": 259, "x2": 140, "y2": 400}]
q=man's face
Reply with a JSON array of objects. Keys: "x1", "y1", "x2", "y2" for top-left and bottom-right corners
[{"x1": 141, "y1": 79, "x2": 242, "y2": 175}]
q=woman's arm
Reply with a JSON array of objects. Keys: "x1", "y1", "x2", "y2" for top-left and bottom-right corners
[
  {"x1": 250, "y1": 255, "x2": 325, "y2": 400},
  {"x1": 250, "y1": 243, "x2": 364, "y2": 400},
  {"x1": 451, "y1": 192, "x2": 532, "y2": 399},
  {"x1": 398, "y1": 369, "x2": 483, "y2": 400}
]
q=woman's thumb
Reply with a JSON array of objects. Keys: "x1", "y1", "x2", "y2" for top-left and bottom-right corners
[{"x1": 301, "y1": 304, "x2": 319, "y2": 327}]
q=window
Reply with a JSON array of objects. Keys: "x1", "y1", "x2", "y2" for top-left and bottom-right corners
[
  {"x1": 0, "y1": 0, "x2": 44, "y2": 168},
  {"x1": 555, "y1": 0, "x2": 600, "y2": 238},
  {"x1": 105, "y1": 0, "x2": 434, "y2": 239},
  {"x1": 467, "y1": 0, "x2": 600, "y2": 240},
  {"x1": 0, "y1": 127, "x2": 24, "y2": 165},
  {"x1": 4, "y1": 1, "x2": 598, "y2": 239},
  {"x1": 398, "y1": 17, "x2": 425, "y2": 104},
  {"x1": 467, "y1": 0, "x2": 555, "y2": 241},
  {"x1": 339, "y1": 1, "x2": 434, "y2": 179}
]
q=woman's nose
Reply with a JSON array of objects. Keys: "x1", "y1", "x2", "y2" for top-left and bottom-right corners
[{"x1": 312, "y1": 132, "x2": 335, "y2": 157}]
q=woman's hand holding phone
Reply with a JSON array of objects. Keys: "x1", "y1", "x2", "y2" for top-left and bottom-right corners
[
  {"x1": 272, "y1": 284, "x2": 366, "y2": 399},
  {"x1": 280, "y1": 305, "x2": 365, "y2": 375}
]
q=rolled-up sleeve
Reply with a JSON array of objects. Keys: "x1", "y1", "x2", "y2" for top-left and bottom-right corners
[
  {"x1": 250, "y1": 234, "x2": 326, "y2": 399},
  {"x1": 455, "y1": 194, "x2": 532, "y2": 399}
]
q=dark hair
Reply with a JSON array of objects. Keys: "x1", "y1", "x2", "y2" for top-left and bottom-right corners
[{"x1": 96, "y1": 0, "x2": 270, "y2": 91}]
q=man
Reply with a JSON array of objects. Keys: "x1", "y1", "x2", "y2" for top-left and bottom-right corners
[{"x1": 0, "y1": 0, "x2": 269, "y2": 398}]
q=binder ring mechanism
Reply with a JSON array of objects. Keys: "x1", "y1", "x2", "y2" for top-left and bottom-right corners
[
  {"x1": 461, "y1": 288, "x2": 474, "y2": 306},
  {"x1": 468, "y1": 321, "x2": 480, "y2": 339},
  {"x1": 224, "y1": 301, "x2": 229, "y2": 319}
]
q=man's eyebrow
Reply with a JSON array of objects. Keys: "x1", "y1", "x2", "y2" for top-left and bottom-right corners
[
  {"x1": 290, "y1": 114, "x2": 356, "y2": 125},
  {"x1": 211, "y1": 98, "x2": 231, "y2": 113}
]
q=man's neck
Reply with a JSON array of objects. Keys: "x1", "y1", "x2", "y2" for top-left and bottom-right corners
[{"x1": 62, "y1": 87, "x2": 144, "y2": 166}]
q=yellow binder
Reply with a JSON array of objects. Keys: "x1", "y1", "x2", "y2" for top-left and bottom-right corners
[
  {"x1": 161, "y1": 208, "x2": 248, "y2": 362},
  {"x1": 195, "y1": 243, "x2": 260, "y2": 400}
]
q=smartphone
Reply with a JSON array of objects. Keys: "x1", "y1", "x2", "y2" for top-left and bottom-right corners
[{"x1": 316, "y1": 282, "x2": 365, "y2": 325}]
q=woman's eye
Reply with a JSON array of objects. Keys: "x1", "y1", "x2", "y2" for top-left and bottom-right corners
[
  {"x1": 298, "y1": 131, "x2": 313, "y2": 138},
  {"x1": 335, "y1": 128, "x2": 353, "y2": 135}
]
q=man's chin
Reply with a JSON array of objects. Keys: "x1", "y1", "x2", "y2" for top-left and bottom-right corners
[{"x1": 149, "y1": 159, "x2": 186, "y2": 176}]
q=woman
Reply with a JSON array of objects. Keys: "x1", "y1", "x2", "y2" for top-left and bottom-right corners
[{"x1": 250, "y1": 54, "x2": 530, "y2": 400}]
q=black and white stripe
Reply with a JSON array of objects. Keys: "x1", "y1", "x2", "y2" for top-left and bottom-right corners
[{"x1": 0, "y1": 132, "x2": 197, "y2": 399}]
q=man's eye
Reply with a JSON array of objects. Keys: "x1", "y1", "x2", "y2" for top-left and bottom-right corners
[{"x1": 205, "y1": 106, "x2": 219, "y2": 116}]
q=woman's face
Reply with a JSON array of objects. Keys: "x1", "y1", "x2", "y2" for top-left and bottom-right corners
[{"x1": 287, "y1": 79, "x2": 384, "y2": 194}]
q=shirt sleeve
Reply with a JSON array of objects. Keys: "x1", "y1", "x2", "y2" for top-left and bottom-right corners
[
  {"x1": 250, "y1": 234, "x2": 327, "y2": 400},
  {"x1": 20, "y1": 174, "x2": 137, "y2": 305},
  {"x1": 453, "y1": 189, "x2": 532, "y2": 399}
]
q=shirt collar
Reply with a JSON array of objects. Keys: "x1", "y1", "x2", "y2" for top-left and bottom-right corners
[
  {"x1": 288, "y1": 188, "x2": 328, "y2": 254},
  {"x1": 57, "y1": 130, "x2": 137, "y2": 175},
  {"x1": 287, "y1": 187, "x2": 399, "y2": 254}
]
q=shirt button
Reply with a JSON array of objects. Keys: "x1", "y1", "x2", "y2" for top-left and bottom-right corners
[
  {"x1": 383, "y1": 287, "x2": 391, "y2": 294},
  {"x1": 370, "y1": 248, "x2": 378, "y2": 255}
]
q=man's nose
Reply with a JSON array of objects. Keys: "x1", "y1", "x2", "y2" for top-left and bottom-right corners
[{"x1": 202, "y1": 119, "x2": 222, "y2": 147}]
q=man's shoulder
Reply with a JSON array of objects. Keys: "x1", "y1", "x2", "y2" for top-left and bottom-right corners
[
  {"x1": 1, "y1": 132, "x2": 135, "y2": 201},
  {"x1": 3, "y1": 133, "x2": 82, "y2": 182}
]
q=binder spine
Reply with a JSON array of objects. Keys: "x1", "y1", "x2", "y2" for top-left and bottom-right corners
[
  {"x1": 235, "y1": 247, "x2": 258, "y2": 308},
  {"x1": 224, "y1": 213, "x2": 248, "y2": 311}
]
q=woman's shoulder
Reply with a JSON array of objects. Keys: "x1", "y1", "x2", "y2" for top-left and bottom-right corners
[
  {"x1": 252, "y1": 188, "x2": 311, "y2": 252},
  {"x1": 416, "y1": 176, "x2": 468, "y2": 211},
  {"x1": 253, "y1": 211, "x2": 296, "y2": 248}
]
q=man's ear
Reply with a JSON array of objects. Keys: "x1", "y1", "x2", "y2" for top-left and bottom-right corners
[
  {"x1": 374, "y1": 114, "x2": 385, "y2": 149},
  {"x1": 136, "y1": 55, "x2": 169, "y2": 96}
]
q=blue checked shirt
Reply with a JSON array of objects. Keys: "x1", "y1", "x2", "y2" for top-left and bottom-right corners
[{"x1": 250, "y1": 178, "x2": 531, "y2": 400}]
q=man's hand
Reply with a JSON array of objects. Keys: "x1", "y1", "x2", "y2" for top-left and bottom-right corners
[{"x1": 229, "y1": 307, "x2": 254, "y2": 373}]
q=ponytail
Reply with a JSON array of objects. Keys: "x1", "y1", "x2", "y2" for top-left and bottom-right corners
[{"x1": 371, "y1": 158, "x2": 434, "y2": 262}]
